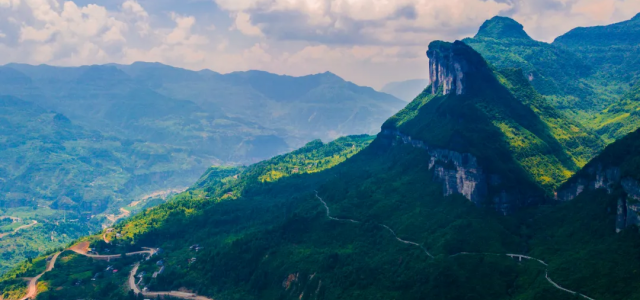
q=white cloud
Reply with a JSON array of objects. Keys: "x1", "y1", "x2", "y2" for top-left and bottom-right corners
[
  {"x1": 165, "y1": 13, "x2": 208, "y2": 45},
  {"x1": 232, "y1": 12, "x2": 263, "y2": 36},
  {"x1": 0, "y1": 0, "x2": 639, "y2": 89},
  {"x1": 122, "y1": 0, "x2": 150, "y2": 36},
  {"x1": 0, "y1": 0, "x2": 20, "y2": 8},
  {"x1": 214, "y1": 0, "x2": 511, "y2": 45}
]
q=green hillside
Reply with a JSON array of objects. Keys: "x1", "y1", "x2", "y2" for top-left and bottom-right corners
[
  {"x1": 5, "y1": 37, "x2": 640, "y2": 300},
  {"x1": 0, "y1": 95, "x2": 202, "y2": 274},
  {"x1": 12, "y1": 122, "x2": 640, "y2": 299},
  {"x1": 0, "y1": 63, "x2": 404, "y2": 274},
  {"x1": 463, "y1": 16, "x2": 595, "y2": 109},
  {"x1": 6, "y1": 13, "x2": 640, "y2": 300},
  {"x1": 384, "y1": 41, "x2": 600, "y2": 197},
  {"x1": 465, "y1": 15, "x2": 640, "y2": 142}
]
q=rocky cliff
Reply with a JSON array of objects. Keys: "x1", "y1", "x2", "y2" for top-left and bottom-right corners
[
  {"x1": 426, "y1": 41, "x2": 489, "y2": 96},
  {"x1": 557, "y1": 163, "x2": 640, "y2": 232},
  {"x1": 381, "y1": 129, "x2": 530, "y2": 214}
]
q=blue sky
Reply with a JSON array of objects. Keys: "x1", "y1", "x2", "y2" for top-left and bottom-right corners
[{"x1": 0, "y1": 0, "x2": 638, "y2": 89}]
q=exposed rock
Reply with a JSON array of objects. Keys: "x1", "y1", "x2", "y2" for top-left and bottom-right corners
[
  {"x1": 556, "y1": 163, "x2": 640, "y2": 232},
  {"x1": 381, "y1": 129, "x2": 536, "y2": 214},
  {"x1": 384, "y1": 129, "x2": 486, "y2": 202},
  {"x1": 427, "y1": 42, "x2": 466, "y2": 96},
  {"x1": 426, "y1": 41, "x2": 491, "y2": 96},
  {"x1": 282, "y1": 273, "x2": 299, "y2": 290},
  {"x1": 556, "y1": 163, "x2": 620, "y2": 201}
]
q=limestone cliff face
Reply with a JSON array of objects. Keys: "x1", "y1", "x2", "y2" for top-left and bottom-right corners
[
  {"x1": 557, "y1": 163, "x2": 640, "y2": 232},
  {"x1": 556, "y1": 163, "x2": 620, "y2": 201},
  {"x1": 382, "y1": 129, "x2": 527, "y2": 214},
  {"x1": 427, "y1": 43, "x2": 465, "y2": 95},
  {"x1": 427, "y1": 41, "x2": 487, "y2": 96}
]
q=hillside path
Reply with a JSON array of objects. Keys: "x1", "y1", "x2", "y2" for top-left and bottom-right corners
[
  {"x1": 19, "y1": 251, "x2": 61, "y2": 300},
  {"x1": 450, "y1": 252, "x2": 594, "y2": 300},
  {"x1": 19, "y1": 243, "x2": 156, "y2": 300},
  {"x1": 129, "y1": 263, "x2": 213, "y2": 300},
  {"x1": 315, "y1": 191, "x2": 433, "y2": 258},
  {"x1": 316, "y1": 192, "x2": 594, "y2": 300},
  {"x1": 68, "y1": 241, "x2": 157, "y2": 260},
  {"x1": 66, "y1": 241, "x2": 212, "y2": 300},
  {"x1": 0, "y1": 220, "x2": 38, "y2": 239}
]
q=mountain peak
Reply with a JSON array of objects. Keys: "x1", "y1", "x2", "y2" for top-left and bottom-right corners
[
  {"x1": 634, "y1": 12, "x2": 640, "y2": 21},
  {"x1": 426, "y1": 40, "x2": 490, "y2": 95},
  {"x1": 475, "y1": 16, "x2": 532, "y2": 40}
]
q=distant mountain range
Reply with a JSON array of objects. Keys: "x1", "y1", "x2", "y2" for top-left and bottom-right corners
[
  {"x1": 0, "y1": 63, "x2": 405, "y2": 274},
  {"x1": 4, "y1": 12, "x2": 640, "y2": 300}
]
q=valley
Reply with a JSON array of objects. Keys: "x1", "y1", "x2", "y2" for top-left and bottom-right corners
[
  {"x1": 2, "y1": 8, "x2": 640, "y2": 300},
  {"x1": 0, "y1": 64, "x2": 402, "y2": 274}
]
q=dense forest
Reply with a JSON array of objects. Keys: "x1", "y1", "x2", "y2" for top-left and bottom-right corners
[{"x1": 3, "y1": 12, "x2": 640, "y2": 300}]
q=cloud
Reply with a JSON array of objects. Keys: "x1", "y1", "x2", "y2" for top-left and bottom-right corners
[
  {"x1": 506, "y1": 0, "x2": 640, "y2": 41},
  {"x1": 215, "y1": 0, "x2": 512, "y2": 45},
  {"x1": 232, "y1": 12, "x2": 264, "y2": 36},
  {"x1": 122, "y1": 0, "x2": 150, "y2": 36},
  {"x1": 0, "y1": 0, "x2": 639, "y2": 89}
]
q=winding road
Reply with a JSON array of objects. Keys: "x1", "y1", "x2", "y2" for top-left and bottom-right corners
[
  {"x1": 65, "y1": 240, "x2": 212, "y2": 300},
  {"x1": 18, "y1": 243, "x2": 157, "y2": 300},
  {"x1": 315, "y1": 191, "x2": 595, "y2": 300},
  {"x1": 128, "y1": 262, "x2": 213, "y2": 300},
  {"x1": 315, "y1": 192, "x2": 433, "y2": 258},
  {"x1": 0, "y1": 220, "x2": 38, "y2": 239},
  {"x1": 19, "y1": 251, "x2": 61, "y2": 300},
  {"x1": 69, "y1": 242, "x2": 157, "y2": 260}
]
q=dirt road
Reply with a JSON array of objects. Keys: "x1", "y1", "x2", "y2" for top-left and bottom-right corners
[
  {"x1": 19, "y1": 251, "x2": 60, "y2": 300},
  {"x1": 128, "y1": 260, "x2": 213, "y2": 300},
  {"x1": 0, "y1": 220, "x2": 38, "y2": 239},
  {"x1": 69, "y1": 242, "x2": 157, "y2": 260}
]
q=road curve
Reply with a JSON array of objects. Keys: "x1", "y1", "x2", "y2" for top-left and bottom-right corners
[
  {"x1": 19, "y1": 244, "x2": 156, "y2": 300},
  {"x1": 450, "y1": 253, "x2": 594, "y2": 299},
  {"x1": 0, "y1": 221, "x2": 38, "y2": 239},
  {"x1": 316, "y1": 191, "x2": 595, "y2": 300},
  {"x1": 128, "y1": 263, "x2": 142, "y2": 294},
  {"x1": 128, "y1": 262, "x2": 213, "y2": 300},
  {"x1": 315, "y1": 191, "x2": 433, "y2": 258},
  {"x1": 19, "y1": 251, "x2": 61, "y2": 300}
]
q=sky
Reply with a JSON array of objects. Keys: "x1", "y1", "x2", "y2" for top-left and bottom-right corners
[{"x1": 0, "y1": 0, "x2": 638, "y2": 89}]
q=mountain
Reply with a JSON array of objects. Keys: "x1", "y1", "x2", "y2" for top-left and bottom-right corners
[
  {"x1": 384, "y1": 41, "x2": 602, "y2": 201},
  {"x1": 2, "y1": 62, "x2": 405, "y2": 159},
  {"x1": 553, "y1": 15, "x2": 640, "y2": 142},
  {"x1": 380, "y1": 79, "x2": 429, "y2": 101},
  {"x1": 5, "y1": 39, "x2": 638, "y2": 300},
  {"x1": 0, "y1": 63, "x2": 404, "y2": 274},
  {"x1": 114, "y1": 63, "x2": 406, "y2": 144},
  {"x1": 553, "y1": 13, "x2": 640, "y2": 83},
  {"x1": 0, "y1": 96, "x2": 202, "y2": 274},
  {"x1": 557, "y1": 126, "x2": 640, "y2": 231},
  {"x1": 463, "y1": 16, "x2": 595, "y2": 109},
  {"x1": 464, "y1": 15, "x2": 640, "y2": 143}
]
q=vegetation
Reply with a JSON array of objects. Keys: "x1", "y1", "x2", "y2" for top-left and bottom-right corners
[
  {"x1": 465, "y1": 14, "x2": 640, "y2": 143},
  {"x1": 0, "y1": 61, "x2": 403, "y2": 274},
  {"x1": 13, "y1": 131, "x2": 640, "y2": 299},
  {"x1": 5, "y1": 12, "x2": 640, "y2": 300},
  {"x1": 384, "y1": 41, "x2": 590, "y2": 194},
  {"x1": 594, "y1": 82, "x2": 640, "y2": 143},
  {"x1": 36, "y1": 251, "x2": 139, "y2": 300},
  {"x1": 463, "y1": 17, "x2": 595, "y2": 107}
]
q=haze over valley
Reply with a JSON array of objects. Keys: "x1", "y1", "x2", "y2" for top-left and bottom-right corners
[{"x1": 2, "y1": 1, "x2": 640, "y2": 300}]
